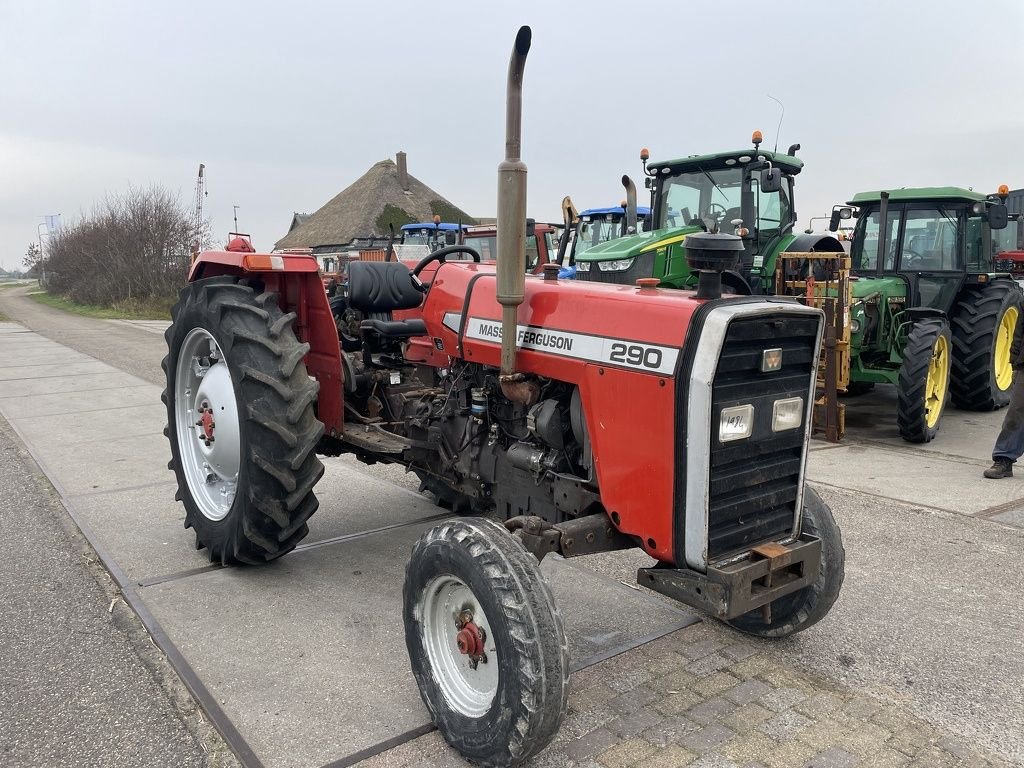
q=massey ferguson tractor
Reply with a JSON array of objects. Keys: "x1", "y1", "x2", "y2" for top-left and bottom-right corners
[{"x1": 162, "y1": 27, "x2": 844, "y2": 767}]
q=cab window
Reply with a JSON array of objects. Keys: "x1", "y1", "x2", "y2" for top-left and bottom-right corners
[
  {"x1": 851, "y1": 208, "x2": 900, "y2": 273},
  {"x1": 900, "y1": 207, "x2": 960, "y2": 271}
]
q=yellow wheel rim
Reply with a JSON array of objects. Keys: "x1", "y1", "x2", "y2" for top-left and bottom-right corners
[
  {"x1": 995, "y1": 306, "x2": 1018, "y2": 392},
  {"x1": 925, "y1": 334, "x2": 950, "y2": 429}
]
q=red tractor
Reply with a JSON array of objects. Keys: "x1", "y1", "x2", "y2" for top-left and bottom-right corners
[{"x1": 163, "y1": 27, "x2": 844, "y2": 767}]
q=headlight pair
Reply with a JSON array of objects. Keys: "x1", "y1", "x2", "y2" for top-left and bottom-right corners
[{"x1": 719, "y1": 397, "x2": 804, "y2": 442}]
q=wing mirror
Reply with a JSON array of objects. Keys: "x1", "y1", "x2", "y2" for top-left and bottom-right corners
[
  {"x1": 760, "y1": 167, "x2": 783, "y2": 194},
  {"x1": 829, "y1": 206, "x2": 854, "y2": 232},
  {"x1": 989, "y1": 203, "x2": 1008, "y2": 230}
]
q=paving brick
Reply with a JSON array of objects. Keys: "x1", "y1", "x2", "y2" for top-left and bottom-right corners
[
  {"x1": 720, "y1": 732, "x2": 779, "y2": 764},
  {"x1": 688, "y1": 696, "x2": 740, "y2": 725},
  {"x1": 755, "y1": 667, "x2": 816, "y2": 694},
  {"x1": 689, "y1": 755, "x2": 743, "y2": 768},
  {"x1": 759, "y1": 686, "x2": 808, "y2": 713},
  {"x1": 793, "y1": 693, "x2": 845, "y2": 719},
  {"x1": 888, "y1": 724, "x2": 937, "y2": 758},
  {"x1": 862, "y1": 746, "x2": 910, "y2": 768},
  {"x1": 606, "y1": 667, "x2": 655, "y2": 694},
  {"x1": 761, "y1": 739, "x2": 819, "y2": 768},
  {"x1": 596, "y1": 737, "x2": 657, "y2": 768},
  {"x1": 562, "y1": 704, "x2": 617, "y2": 739},
  {"x1": 906, "y1": 744, "x2": 957, "y2": 768},
  {"x1": 608, "y1": 686, "x2": 659, "y2": 714},
  {"x1": 692, "y1": 672, "x2": 741, "y2": 698},
  {"x1": 721, "y1": 642, "x2": 759, "y2": 661},
  {"x1": 841, "y1": 696, "x2": 881, "y2": 720},
  {"x1": 606, "y1": 708, "x2": 665, "y2": 739},
  {"x1": 679, "y1": 638, "x2": 726, "y2": 660},
  {"x1": 687, "y1": 653, "x2": 732, "y2": 678},
  {"x1": 565, "y1": 728, "x2": 621, "y2": 762},
  {"x1": 803, "y1": 746, "x2": 859, "y2": 768},
  {"x1": 650, "y1": 668, "x2": 700, "y2": 694},
  {"x1": 836, "y1": 721, "x2": 896, "y2": 758},
  {"x1": 795, "y1": 720, "x2": 855, "y2": 751},
  {"x1": 869, "y1": 707, "x2": 921, "y2": 733},
  {"x1": 653, "y1": 690, "x2": 704, "y2": 717},
  {"x1": 640, "y1": 714, "x2": 700, "y2": 747},
  {"x1": 643, "y1": 744, "x2": 699, "y2": 767},
  {"x1": 936, "y1": 736, "x2": 973, "y2": 762},
  {"x1": 729, "y1": 655, "x2": 773, "y2": 679},
  {"x1": 759, "y1": 710, "x2": 813, "y2": 742},
  {"x1": 570, "y1": 683, "x2": 620, "y2": 710},
  {"x1": 725, "y1": 679, "x2": 773, "y2": 705},
  {"x1": 723, "y1": 703, "x2": 776, "y2": 735},
  {"x1": 679, "y1": 723, "x2": 738, "y2": 754}
]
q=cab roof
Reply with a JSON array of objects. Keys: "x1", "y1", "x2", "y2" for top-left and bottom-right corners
[
  {"x1": 647, "y1": 149, "x2": 803, "y2": 175},
  {"x1": 401, "y1": 222, "x2": 465, "y2": 231},
  {"x1": 580, "y1": 206, "x2": 652, "y2": 217},
  {"x1": 848, "y1": 187, "x2": 986, "y2": 205}
]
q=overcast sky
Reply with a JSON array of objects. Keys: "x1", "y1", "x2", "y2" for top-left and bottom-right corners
[{"x1": 2, "y1": 0, "x2": 1023, "y2": 271}]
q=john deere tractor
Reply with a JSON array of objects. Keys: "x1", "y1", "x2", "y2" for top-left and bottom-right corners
[
  {"x1": 574, "y1": 132, "x2": 842, "y2": 292},
  {"x1": 836, "y1": 186, "x2": 1020, "y2": 442}
]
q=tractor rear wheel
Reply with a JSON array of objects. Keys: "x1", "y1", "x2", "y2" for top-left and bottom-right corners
[
  {"x1": 404, "y1": 518, "x2": 569, "y2": 767},
  {"x1": 896, "y1": 319, "x2": 951, "y2": 443},
  {"x1": 726, "y1": 487, "x2": 844, "y2": 638},
  {"x1": 162, "y1": 277, "x2": 325, "y2": 564},
  {"x1": 950, "y1": 280, "x2": 1022, "y2": 411}
]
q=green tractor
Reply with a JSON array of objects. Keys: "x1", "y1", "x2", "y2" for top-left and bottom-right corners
[
  {"x1": 836, "y1": 186, "x2": 1020, "y2": 442},
  {"x1": 574, "y1": 131, "x2": 843, "y2": 292}
]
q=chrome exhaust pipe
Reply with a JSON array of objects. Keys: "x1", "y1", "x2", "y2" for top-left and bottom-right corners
[{"x1": 497, "y1": 26, "x2": 531, "y2": 381}]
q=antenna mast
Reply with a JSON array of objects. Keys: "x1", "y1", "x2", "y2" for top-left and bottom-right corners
[
  {"x1": 767, "y1": 94, "x2": 785, "y2": 152},
  {"x1": 191, "y1": 163, "x2": 206, "y2": 264}
]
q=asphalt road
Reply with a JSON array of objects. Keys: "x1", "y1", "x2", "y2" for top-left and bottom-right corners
[
  {"x1": 0, "y1": 418, "x2": 233, "y2": 767},
  {"x1": 1, "y1": 286, "x2": 1022, "y2": 764}
]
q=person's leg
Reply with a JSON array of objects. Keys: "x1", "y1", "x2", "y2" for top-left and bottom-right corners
[{"x1": 993, "y1": 373, "x2": 1024, "y2": 462}]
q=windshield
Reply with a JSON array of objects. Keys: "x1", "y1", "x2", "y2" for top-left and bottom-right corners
[
  {"x1": 575, "y1": 217, "x2": 629, "y2": 256},
  {"x1": 402, "y1": 230, "x2": 434, "y2": 246},
  {"x1": 463, "y1": 234, "x2": 540, "y2": 268},
  {"x1": 658, "y1": 166, "x2": 743, "y2": 229},
  {"x1": 850, "y1": 207, "x2": 900, "y2": 273},
  {"x1": 993, "y1": 218, "x2": 1020, "y2": 254}
]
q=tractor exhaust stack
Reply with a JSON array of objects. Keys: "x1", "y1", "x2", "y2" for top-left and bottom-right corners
[
  {"x1": 497, "y1": 26, "x2": 531, "y2": 390},
  {"x1": 622, "y1": 175, "x2": 638, "y2": 235}
]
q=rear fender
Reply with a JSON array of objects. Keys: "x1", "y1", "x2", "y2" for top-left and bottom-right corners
[{"x1": 189, "y1": 251, "x2": 344, "y2": 435}]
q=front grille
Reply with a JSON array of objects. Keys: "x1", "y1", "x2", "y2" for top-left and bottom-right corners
[
  {"x1": 576, "y1": 251, "x2": 656, "y2": 284},
  {"x1": 706, "y1": 314, "x2": 819, "y2": 560}
]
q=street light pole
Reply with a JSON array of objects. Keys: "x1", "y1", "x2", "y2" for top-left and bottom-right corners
[{"x1": 36, "y1": 222, "x2": 47, "y2": 285}]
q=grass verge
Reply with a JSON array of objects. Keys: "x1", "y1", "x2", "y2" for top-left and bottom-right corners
[{"x1": 28, "y1": 290, "x2": 174, "y2": 320}]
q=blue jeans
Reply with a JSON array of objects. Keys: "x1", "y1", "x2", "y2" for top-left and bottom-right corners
[{"x1": 993, "y1": 370, "x2": 1024, "y2": 462}]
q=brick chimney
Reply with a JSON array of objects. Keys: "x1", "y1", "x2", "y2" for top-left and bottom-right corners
[{"x1": 396, "y1": 151, "x2": 409, "y2": 191}]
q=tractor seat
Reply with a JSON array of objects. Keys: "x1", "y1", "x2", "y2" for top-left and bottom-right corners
[
  {"x1": 360, "y1": 317, "x2": 427, "y2": 338},
  {"x1": 348, "y1": 261, "x2": 423, "y2": 313}
]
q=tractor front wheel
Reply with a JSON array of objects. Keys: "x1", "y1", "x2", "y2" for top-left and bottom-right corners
[
  {"x1": 404, "y1": 518, "x2": 569, "y2": 767},
  {"x1": 950, "y1": 280, "x2": 1022, "y2": 411},
  {"x1": 896, "y1": 319, "x2": 951, "y2": 443},
  {"x1": 162, "y1": 277, "x2": 325, "y2": 564},
  {"x1": 726, "y1": 487, "x2": 845, "y2": 638}
]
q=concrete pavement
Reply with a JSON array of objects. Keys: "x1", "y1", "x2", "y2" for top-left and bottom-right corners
[{"x1": 0, "y1": 292, "x2": 1021, "y2": 767}]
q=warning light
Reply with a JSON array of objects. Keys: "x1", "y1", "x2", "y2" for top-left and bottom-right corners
[
  {"x1": 998, "y1": 184, "x2": 1010, "y2": 199},
  {"x1": 640, "y1": 147, "x2": 650, "y2": 161},
  {"x1": 752, "y1": 130, "x2": 763, "y2": 147}
]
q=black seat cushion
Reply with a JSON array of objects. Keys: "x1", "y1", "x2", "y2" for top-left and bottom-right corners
[
  {"x1": 359, "y1": 318, "x2": 428, "y2": 338},
  {"x1": 348, "y1": 261, "x2": 423, "y2": 313}
]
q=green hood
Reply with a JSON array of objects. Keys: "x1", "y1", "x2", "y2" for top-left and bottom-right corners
[
  {"x1": 851, "y1": 276, "x2": 906, "y2": 301},
  {"x1": 575, "y1": 224, "x2": 704, "y2": 261}
]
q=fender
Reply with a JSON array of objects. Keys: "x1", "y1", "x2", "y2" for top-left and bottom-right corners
[
  {"x1": 188, "y1": 250, "x2": 344, "y2": 436},
  {"x1": 783, "y1": 233, "x2": 845, "y2": 253}
]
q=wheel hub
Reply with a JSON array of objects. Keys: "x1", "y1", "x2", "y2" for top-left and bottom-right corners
[
  {"x1": 455, "y1": 611, "x2": 487, "y2": 668},
  {"x1": 196, "y1": 401, "x2": 216, "y2": 445}
]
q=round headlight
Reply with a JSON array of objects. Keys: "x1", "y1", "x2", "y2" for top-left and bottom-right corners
[{"x1": 850, "y1": 317, "x2": 862, "y2": 334}]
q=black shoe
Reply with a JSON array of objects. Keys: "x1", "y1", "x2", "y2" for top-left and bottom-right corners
[{"x1": 984, "y1": 459, "x2": 1013, "y2": 479}]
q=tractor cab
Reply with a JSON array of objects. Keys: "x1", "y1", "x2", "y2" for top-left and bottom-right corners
[
  {"x1": 834, "y1": 186, "x2": 1018, "y2": 443},
  {"x1": 574, "y1": 134, "x2": 839, "y2": 293},
  {"x1": 399, "y1": 221, "x2": 464, "y2": 250},
  {"x1": 462, "y1": 220, "x2": 562, "y2": 273},
  {"x1": 567, "y1": 205, "x2": 652, "y2": 260}
]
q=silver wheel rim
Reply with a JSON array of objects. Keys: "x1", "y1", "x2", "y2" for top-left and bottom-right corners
[
  {"x1": 174, "y1": 327, "x2": 241, "y2": 521},
  {"x1": 421, "y1": 575, "x2": 499, "y2": 718}
]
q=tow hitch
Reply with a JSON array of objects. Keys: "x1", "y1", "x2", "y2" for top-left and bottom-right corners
[{"x1": 637, "y1": 534, "x2": 822, "y2": 620}]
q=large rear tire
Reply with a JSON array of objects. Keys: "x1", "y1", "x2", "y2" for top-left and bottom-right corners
[
  {"x1": 896, "y1": 319, "x2": 951, "y2": 443},
  {"x1": 726, "y1": 487, "x2": 845, "y2": 638},
  {"x1": 162, "y1": 277, "x2": 324, "y2": 564},
  {"x1": 404, "y1": 518, "x2": 569, "y2": 767},
  {"x1": 950, "y1": 280, "x2": 1022, "y2": 411}
]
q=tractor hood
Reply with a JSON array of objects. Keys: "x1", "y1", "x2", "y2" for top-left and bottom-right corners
[
  {"x1": 575, "y1": 224, "x2": 704, "y2": 262},
  {"x1": 851, "y1": 276, "x2": 906, "y2": 301}
]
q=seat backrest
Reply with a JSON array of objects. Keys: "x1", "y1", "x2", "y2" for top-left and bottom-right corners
[{"x1": 348, "y1": 261, "x2": 423, "y2": 313}]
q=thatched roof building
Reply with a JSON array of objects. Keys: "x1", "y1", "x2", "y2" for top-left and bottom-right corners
[{"x1": 274, "y1": 152, "x2": 475, "y2": 250}]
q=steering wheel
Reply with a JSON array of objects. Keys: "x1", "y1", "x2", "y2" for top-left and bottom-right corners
[
  {"x1": 412, "y1": 245, "x2": 481, "y2": 278},
  {"x1": 705, "y1": 202, "x2": 728, "y2": 220},
  {"x1": 902, "y1": 249, "x2": 924, "y2": 268}
]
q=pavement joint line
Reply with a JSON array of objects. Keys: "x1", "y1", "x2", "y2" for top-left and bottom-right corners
[
  {"x1": 65, "y1": 479, "x2": 178, "y2": 499},
  {"x1": 0, "y1": 383, "x2": 153, "y2": 400},
  {"x1": 0, "y1": 357, "x2": 94, "y2": 369},
  {"x1": 316, "y1": 615, "x2": 700, "y2": 768},
  {"x1": 0, "y1": 368, "x2": 114, "y2": 382},
  {"x1": 841, "y1": 437, "x2": 986, "y2": 466},
  {"x1": 137, "y1": 564, "x2": 223, "y2": 589},
  {"x1": 13, "y1": 401, "x2": 161, "y2": 420},
  {"x1": 807, "y1": 479, "x2": 962, "y2": 516},
  {"x1": 0, "y1": 410, "x2": 266, "y2": 768},
  {"x1": 973, "y1": 496, "x2": 1024, "y2": 519}
]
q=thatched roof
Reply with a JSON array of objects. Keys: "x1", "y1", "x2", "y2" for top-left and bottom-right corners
[{"x1": 274, "y1": 155, "x2": 476, "y2": 250}]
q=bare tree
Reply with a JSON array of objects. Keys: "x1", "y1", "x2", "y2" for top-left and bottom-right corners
[{"x1": 46, "y1": 185, "x2": 205, "y2": 307}]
